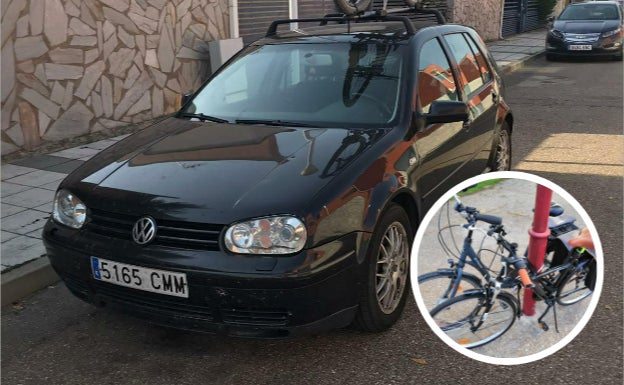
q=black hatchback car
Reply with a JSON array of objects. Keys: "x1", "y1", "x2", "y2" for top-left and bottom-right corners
[
  {"x1": 546, "y1": 1, "x2": 623, "y2": 60},
  {"x1": 43, "y1": 9, "x2": 513, "y2": 337}
]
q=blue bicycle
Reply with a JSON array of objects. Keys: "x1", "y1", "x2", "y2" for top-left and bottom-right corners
[{"x1": 417, "y1": 195, "x2": 595, "y2": 348}]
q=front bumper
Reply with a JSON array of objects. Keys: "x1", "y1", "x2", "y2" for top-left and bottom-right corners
[
  {"x1": 546, "y1": 33, "x2": 623, "y2": 57},
  {"x1": 43, "y1": 220, "x2": 363, "y2": 337}
]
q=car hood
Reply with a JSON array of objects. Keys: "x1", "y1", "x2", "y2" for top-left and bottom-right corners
[
  {"x1": 553, "y1": 19, "x2": 621, "y2": 33},
  {"x1": 64, "y1": 117, "x2": 387, "y2": 224}
]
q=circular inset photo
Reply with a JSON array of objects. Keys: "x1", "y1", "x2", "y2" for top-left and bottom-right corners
[{"x1": 411, "y1": 171, "x2": 603, "y2": 365}]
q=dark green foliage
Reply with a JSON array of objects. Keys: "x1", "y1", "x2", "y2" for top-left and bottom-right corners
[{"x1": 537, "y1": 0, "x2": 559, "y2": 22}]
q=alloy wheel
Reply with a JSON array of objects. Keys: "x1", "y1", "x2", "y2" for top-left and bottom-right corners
[
  {"x1": 375, "y1": 221, "x2": 409, "y2": 314},
  {"x1": 495, "y1": 129, "x2": 511, "y2": 171}
]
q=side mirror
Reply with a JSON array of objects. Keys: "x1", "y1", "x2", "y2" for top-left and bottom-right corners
[
  {"x1": 547, "y1": 16, "x2": 555, "y2": 23},
  {"x1": 425, "y1": 100, "x2": 469, "y2": 124},
  {"x1": 181, "y1": 93, "x2": 193, "y2": 106}
]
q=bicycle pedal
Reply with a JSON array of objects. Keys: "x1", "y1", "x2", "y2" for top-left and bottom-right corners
[{"x1": 538, "y1": 321, "x2": 549, "y2": 331}]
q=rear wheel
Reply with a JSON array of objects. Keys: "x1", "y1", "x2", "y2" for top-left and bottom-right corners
[
  {"x1": 430, "y1": 291, "x2": 517, "y2": 349},
  {"x1": 490, "y1": 122, "x2": 511, "y2": 171},
  {"x1": 354, "y1": 204, "x2": 412, "y2": 332},
  {"x1": 417, "y1": 270, "x2": 482, "y2": 312},
  {"x1": 556, "y1": 261, "x2": 594, "y2": 306}
]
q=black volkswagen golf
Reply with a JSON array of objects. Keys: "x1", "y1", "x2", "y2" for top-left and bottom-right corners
[
  {"x1": 43, "y1": 10, "x2": 513, "y2": 337},
  {"x1": 546, "y1": 1, "x2": 623, "y2": 60}
]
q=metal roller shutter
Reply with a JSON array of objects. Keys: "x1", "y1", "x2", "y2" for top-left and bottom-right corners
[
  {"x1": 502, "y1": 0, "x2": 521, "y2": 37},
  {"x1": 239, "y1": 0, "x2": 290, "y2": 44},
  {"x1": 372, "y1": 0, "x2": 449, "y2": 22},
  {"x1": 297, "y1": 0, "x2": 339, "y2": 18},
  {"x1": 524, "y1": 0, "x2": 543, "y2": 31}
]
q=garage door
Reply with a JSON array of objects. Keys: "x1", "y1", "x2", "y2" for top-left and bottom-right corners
[
  {"x1": 502, "y1": 0, "x2": 521, "y2": 37},
  {"x1": 298, "y1": 0, "x2": 339, "y2": 18},
  {"x1": 239, "y1": 0, "x2": 290, "y2": 44},
  {"x1": 502, "y1": 0, "x2": 545, "y2": 37},
  {"x1": 372, "y1": 0, "x2": 449, "y2": 22}
]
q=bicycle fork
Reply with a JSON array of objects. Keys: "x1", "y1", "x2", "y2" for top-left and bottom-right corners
[{"x1": 469, "y1": 281, "x2": 503, "y2": 332}]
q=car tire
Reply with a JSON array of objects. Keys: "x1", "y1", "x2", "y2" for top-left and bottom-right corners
[
  {"x1": 353, "y1": 204, "x2": 413, "y2": 332},
  {"x1": 614, "y1": 53, "x2": 623, "y2": 61},
  {"x1": 545, "y1": 53, "x2": 556, "y2": 61},
  {"x1": 489, "y1": 121, "x2": 512, "y2": 171},
  {"x1": 335, "y1": 0, "x2": 372, "y2": 15}
]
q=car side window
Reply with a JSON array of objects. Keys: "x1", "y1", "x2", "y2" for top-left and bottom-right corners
[
  {"x1": 417, "y1": 38, "x2": 458, "y2": 114},
  {"x1": 444, "y1": 33, "x2": 485, "y2": 97},
  {"x1": 464, "y1": 33, "x2": 492, "y2": 84}
]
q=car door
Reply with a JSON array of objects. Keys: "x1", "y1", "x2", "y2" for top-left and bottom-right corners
[
  {"x1": 410, "y1": 36, "x2": 475, "y2": 209},
  {"x1": 441, "y1": 32, "x2": 499, "y2": 176}
]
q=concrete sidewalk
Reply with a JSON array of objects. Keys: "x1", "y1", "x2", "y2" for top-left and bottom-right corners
[{"x1": 0, "y1": 29, "x2": 547, "y2": 306}]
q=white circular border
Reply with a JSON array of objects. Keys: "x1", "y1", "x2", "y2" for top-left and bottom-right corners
[{"x1": 410, "y1": 171, "x2": 604, "y2": 365}]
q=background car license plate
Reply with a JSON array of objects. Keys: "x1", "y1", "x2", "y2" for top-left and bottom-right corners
[
  {"x1": 568, "y1": 45, "x2": 592, "y2": 51},
  {"x1": 90, "y1": 257, "x2": 188, "y2": 298}
]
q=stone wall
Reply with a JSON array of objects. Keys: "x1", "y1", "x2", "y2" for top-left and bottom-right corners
[
  {"x1": 451, "y1": 0, "x2": 503, "y2": 41},
  {"x1": 1, "y1": 0, "x2": 230, "y2": 154}
]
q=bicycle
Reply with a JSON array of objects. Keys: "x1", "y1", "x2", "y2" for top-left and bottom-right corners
[
  {"x1": 418, "y1": 195, "x2": 595, "y2": 348},
  {"x1": 417, "y1": 194, "x2": 594, "y2": 311}
]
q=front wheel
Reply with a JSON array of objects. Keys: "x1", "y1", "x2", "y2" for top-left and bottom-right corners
[
  {"x1": 417, "y1": 270, "x2": 483, "y2": 312},
  {"x1": 430, "y1": 291, "x2": 517, "y2": 349},
  {"x1": 353, "y1": 204, "x2": 412, "y2": 332}
]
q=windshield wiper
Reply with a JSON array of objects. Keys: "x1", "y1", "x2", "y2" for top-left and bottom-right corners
[
  {"x1": 235, "y1": 119, "x2": 318, "y2": 127},
  {"x1": 178, "y1": 112, "x2": 230, "y2": 123}
]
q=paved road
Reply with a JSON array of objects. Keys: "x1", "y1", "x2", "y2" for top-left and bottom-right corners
[{"x1": 2, "y1": 57, "x2": 622, "y2": 384}]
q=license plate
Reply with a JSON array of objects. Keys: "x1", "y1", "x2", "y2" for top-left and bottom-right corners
[
  {"x1": 568, "y1": 45, "x2": 592, "y2": 51},
  {"x1": 90, "y1": 257, "x2": 188, "y2": 298}
]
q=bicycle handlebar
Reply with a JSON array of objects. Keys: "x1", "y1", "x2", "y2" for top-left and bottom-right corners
[
  {"x1": 453, "y1": 196, "x2": 502, "y2": 225},
  {"x1": 474, "y1": 213, "x2": 502, "y2": 225}
]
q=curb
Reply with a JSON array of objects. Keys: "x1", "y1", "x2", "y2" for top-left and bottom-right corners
[
  {"x1": 1, "y1": 257, "x2": 59, "y2": 307},
  {"x1": 497, "y1": 51, "x2": 545, "y2": 76}
]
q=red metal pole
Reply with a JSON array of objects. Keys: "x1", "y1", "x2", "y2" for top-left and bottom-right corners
[{"x1": 523, "y1": 184, "x2": 553, "y2": 316}]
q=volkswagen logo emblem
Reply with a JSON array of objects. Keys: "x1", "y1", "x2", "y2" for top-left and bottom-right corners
[{"x1": 132, "y1": 217, "x2": 157, "y2": 245}]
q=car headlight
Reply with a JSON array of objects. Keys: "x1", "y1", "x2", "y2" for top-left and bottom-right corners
[
  {"x1": 52, "y1": 189, "x2": 87, "y2": 229},
  {"x1": 224, "y1": 216, "x2": 307, "y2": 254},
  {"x1": 549, "y1": 29, "x2": 563, "y2": 39},
  {"x1": 602, "y1": 28, "x2": 621, "y2": 38}
]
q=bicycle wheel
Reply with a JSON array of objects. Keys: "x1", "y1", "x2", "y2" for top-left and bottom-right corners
[
  {"x1": 335, "y1": 0, "x2": 372, "y2": 15},
  {"x1": 417, "y1": 270, "x2": 482, "y2": 312},
  {"x1": 556, "y1": 263, "x2": 593, "y2": 306},
  {"x1": 430, "y1": 291, "x2": 517, "y2": 349}
]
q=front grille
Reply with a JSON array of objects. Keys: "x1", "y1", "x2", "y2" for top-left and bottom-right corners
[
  {"x1": 221, "y1": 308, "x2": 291, "y2": 326},
  {"x1": 87, "y1": 208, "x2": 223, "y2": 251},
  {"x1": 95, "y1": 281, "x2": 215, "y2": 321},
  {"x1": 563, "y1": 32, "x2": 600, "y2": 42}
]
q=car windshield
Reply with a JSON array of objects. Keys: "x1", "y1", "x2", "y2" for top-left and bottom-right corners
[
  {"x1": 183, "y1": 41, "x2": 406, "y2": 128},
  {"x1": 558, "y1": 3, "x2": 620, "y2": 20}
]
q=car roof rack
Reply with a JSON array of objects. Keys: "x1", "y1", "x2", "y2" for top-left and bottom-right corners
[{"x1": 265, "y1": 5, "x2": 446, "y2": 38}]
